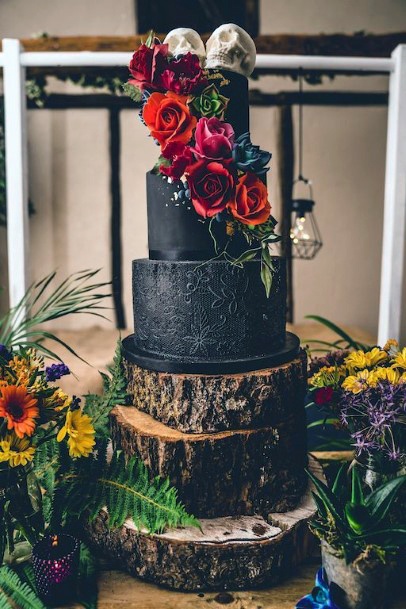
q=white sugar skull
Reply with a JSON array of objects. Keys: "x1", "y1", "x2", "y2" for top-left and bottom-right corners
[
  {"x1": 205, "y1": 24, "x2": 256, "y2": 77},
  {"x1": 164, "y1": 28, "x2": 206, "y2": 62}
]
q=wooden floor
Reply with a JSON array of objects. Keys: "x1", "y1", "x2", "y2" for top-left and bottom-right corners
[{"x1": 62, "y1": 559, "x2": 405, "y2": 609}]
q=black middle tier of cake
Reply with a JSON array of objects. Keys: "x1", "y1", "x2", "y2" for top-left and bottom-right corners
[{"x1": 124, "y1": 256, "x2": 295, "y2": 374}]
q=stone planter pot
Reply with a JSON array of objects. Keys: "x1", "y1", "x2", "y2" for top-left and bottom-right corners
[{"x1": 321, "y1": 541, "x2": 396, "y2": 609}]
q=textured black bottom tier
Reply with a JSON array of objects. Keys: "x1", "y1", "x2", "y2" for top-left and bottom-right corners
[
  {"x1": 131, "y1": 257, "x2": 288, "y2": 372},
  {"x1": 122, "y1": 331, "x2": 299, "y2": 374}
]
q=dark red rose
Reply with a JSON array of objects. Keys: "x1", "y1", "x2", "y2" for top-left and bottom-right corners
[
  {"x1": 128, "y1": 43, "x2": 169, "y2": 91},
  {"x1": 314, "y1": 386, "x2": 334, "y2": 405},
  {"x1": 160, "y1": 144, "x2": 194, "y2": 180},
  {"x1": 228, "y1": 172, "x2": 271, "y2": 226},
  {"x1": 159, "y1": 53, "x2": 207, "y2": 95},
  {"x1": 186, "y1": 159, "x2": 236, "y2": 218}
]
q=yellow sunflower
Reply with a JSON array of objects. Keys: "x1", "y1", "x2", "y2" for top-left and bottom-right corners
[
  {"x1": 57, "y1": 409, "x2": 95, "y2": 458},
  {"x1": 0, "y1": 434, "x2": 35, "y2": 467},
  {"x1": 344, "y1": 348, "x2": 387, "y2": 371},
  {"x1": 392, "y1": 347, "x2": 406, "y2": 370}
]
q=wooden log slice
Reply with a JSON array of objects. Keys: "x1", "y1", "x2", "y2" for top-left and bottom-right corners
[
  {"x1": 85, "y1": 457, "x2": 322, "y2": 591},
  {"x1": 124, "y1": 350, "x2": 307, "y2": 433},
  {"x1": 110, "y1": 406, "x2": 307, "y2": 518}
]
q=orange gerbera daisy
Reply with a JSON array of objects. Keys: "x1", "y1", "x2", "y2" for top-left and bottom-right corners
[{"x1": 0, "y1": 385, "x2": 39, "y2": 438}]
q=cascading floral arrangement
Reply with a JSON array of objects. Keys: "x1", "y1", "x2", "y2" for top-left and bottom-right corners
[
  {"x1": 308, "y1": 340, "x2": 406, "y2": 468},
  {"x1": 125, "y1": 34, "x2": 281, "y2": 295},
  {"x1": 0, "y1": 345, "x2": 95, "y2": 468}
]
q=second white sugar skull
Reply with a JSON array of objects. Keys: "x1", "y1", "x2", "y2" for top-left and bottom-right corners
[
  {"x1": 164, "y1": 28, "x2": 206, "y2": 61},
  {"x1": 205, "y1": 24, "x2": 256, "y2": 77}
]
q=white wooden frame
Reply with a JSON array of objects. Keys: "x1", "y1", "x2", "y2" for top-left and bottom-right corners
[{"x1": 1, "y1": 40, "x2": 405, "y2": 342}]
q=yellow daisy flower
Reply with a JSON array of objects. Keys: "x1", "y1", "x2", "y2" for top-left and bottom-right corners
[
  {"x1": 392, "y1": 347, "x2": 406, "y2": 370},
  {"x1": 342, "y1": 369, "x2": 371, "y2": 394},
  {"x1": 372, "y1": 367, "x2": 401, "y2": 385},
  {"x1": 57, "y1": 409, "x2": 95, "y2": 458},
  {"x1": 0, "y1": 434, "x2": 35, "y2": 467},
  {"x1": 365, "y1": 347, "x2": 388, "y2": 367},
  {"x1": 344, "y1": 350, "x2": 369, "y2": 370}
]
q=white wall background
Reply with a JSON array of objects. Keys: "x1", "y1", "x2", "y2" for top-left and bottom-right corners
[{"x1": 0, "y1": 0, "x2": 405, "y2": 341}]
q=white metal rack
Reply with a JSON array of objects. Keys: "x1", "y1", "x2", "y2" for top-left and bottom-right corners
[{"x1": 1, "y1": 39, "x2": 405, "y2": 343}]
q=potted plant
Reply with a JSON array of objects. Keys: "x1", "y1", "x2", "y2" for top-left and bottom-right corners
[{"x1": 307, "y1": 463, "x2": 406, "y2": 609}]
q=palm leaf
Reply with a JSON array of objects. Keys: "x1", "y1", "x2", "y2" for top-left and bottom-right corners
[
  {"x1": 0, "y1": 269, "x2": 111, "y2": 359},
  {"x1": 304, "y1": 315, "x2": 371, "y2": 350}
]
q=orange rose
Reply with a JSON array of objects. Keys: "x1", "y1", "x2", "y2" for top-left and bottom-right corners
[
  {"x1": 142, "y1": 91, "x2": 197, "y2": 155},
  {"x1": 228, "y1": 172, "x2": 271, "y2": 225}
]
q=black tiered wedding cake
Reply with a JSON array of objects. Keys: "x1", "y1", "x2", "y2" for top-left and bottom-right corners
[{"x1": 91, "y1": 25, "x2": 312, "y2": 591}]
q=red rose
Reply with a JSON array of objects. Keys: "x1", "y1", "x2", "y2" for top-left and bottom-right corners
[
  {"x1": 160, "y1": 143, "x2": 194, "y2": 180},
  {"x1": 143, "y1": 91, "x2": 197, "y2": 154},
  {"x1": 159, "y1": 52, "x2": 207, "y2": 95},
  {"x1": 192, "y1": 117, "x2": 234, "y2": 160},
  {"x1": 314, "y1": 386, "x2": 334, "y2": 405},
  {"x1": 128, "y1": 43, "x2": 169, "y2": 91},
  {"x1": 228, "y1": 172, "x2": 271, "y2": 226},
  {"x1": 186, "y1": 159, "x2": 236, "y2": 218}
]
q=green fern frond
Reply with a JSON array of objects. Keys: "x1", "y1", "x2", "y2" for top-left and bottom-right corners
[
  {"x1": 62, "y1": 451, "x2": 200, "y2": 534},
  {"x1": 83, "y1": 339, "x2": 129, "y2": 439},
  {"x1": 0, "y1": 566, "x2": 46, "y2": 609}
]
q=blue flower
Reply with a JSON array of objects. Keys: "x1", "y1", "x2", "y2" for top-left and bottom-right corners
[
  {"x1": 232, "y1": 132, "x2": 271, "y2": 177},
  {"x1": 45, "y1": 363, "x2": 70, "y2": 382},
  {"x1": 0, "y1": 344, "x2": 12, "y2": 362},
  {"x1": 296, "y1": 568, "x2": 341, "y2": 609}
]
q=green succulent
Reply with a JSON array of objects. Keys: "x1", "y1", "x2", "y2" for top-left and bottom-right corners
[
  {"x1": 190, "y1": 84, "x2": 229, "y2": 119},
  {"x1": 308, "y1": 464, "x2": 406, "y2": 563}
]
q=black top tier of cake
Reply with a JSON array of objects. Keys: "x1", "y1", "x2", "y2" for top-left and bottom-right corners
[{"x1": 147, "y1": 69, "x2": 249, "y2": 262}]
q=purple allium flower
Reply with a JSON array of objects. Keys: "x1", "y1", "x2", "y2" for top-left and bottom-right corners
[
  {"x1": 45, "y1": 363, "x2": 70, "y2": 382},
  {"x1": 340, "y1": 381, "x2": 406, "y2": 464},
  {"x1": 0, "y1": 344, "x2": 12, "y2": 362}
]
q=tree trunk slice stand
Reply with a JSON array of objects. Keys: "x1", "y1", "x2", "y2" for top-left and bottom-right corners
[
  {"x1": 124, "y1": 351, "x2": 307, "y2": 434},
  {"x1": 86, "y1": 457, "x2": 321, "y2": 591},
  {"x1": 110, "y1": 406, "x2": 308, "y2": 517}
]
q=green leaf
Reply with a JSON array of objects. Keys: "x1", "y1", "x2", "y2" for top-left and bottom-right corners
[
  {"x1": 304, "y1": 315, "x2": 369, "y2": 350},
  {"x1": 351, "y1": 466, "x2": 364, "y2": 506},
  {"x1": 365, "y1": 475, "x2": 406, "y2": 526},
  {"x1": 231, "y1": 248, "x2": 260, "y2": 266},
  {"x1": 307, "y1": 418, "x2": 340, "y2": 429},
  {"x1": 306, "y1": 468, "x2": 346, "y2": 529},
  {"x1": 357, "y1": 527, "x2": 406, "y2": 548},
  {"x1": 332, "y1": 463, "x2": 349, "y2": 500}
]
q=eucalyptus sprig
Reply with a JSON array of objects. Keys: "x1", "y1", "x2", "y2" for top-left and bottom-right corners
[{"x1": 0, "y1": 269, "x2": 111, "y2": 361}]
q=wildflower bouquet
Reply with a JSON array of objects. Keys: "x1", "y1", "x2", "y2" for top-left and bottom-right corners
[
  {"x1": 0, "y1": 344, "x2": 95, "y2": 559},
  {"x1": 125, "y1": 33, "x2": 280, "y2": 295},
  {"x1": 308, "y1": 341, "x2": 406, "y2": 470}
]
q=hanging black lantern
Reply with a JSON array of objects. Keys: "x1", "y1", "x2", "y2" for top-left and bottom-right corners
[
  {"x1": 289, "y1": 73, "x2": 322, "y2": 260},
  {"x1": 290, "y1": 178, "x2": 322, "y2": 259}
]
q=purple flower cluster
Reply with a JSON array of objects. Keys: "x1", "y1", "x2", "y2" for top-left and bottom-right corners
[
  {"x1": 0, "y1": 344, "x2": 12, "y2": 362},
  {"x1": 340, "y1": 381, "x2": 406, "y2": 463},
  {"x1": 45, "y1": 363, "x2": 70, "y2": 382}
]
